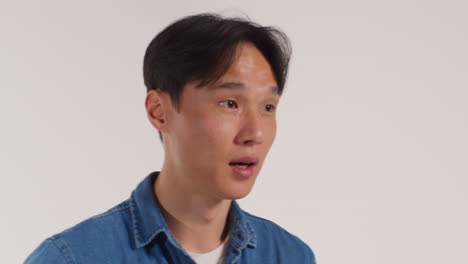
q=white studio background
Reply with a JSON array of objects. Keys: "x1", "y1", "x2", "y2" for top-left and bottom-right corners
[{"x1": 1, "y1": 0, "x2": 467, "y2": 263}]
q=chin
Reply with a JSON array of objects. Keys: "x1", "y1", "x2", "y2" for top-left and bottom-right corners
[
  {"x1": 227, "y1": 191, "x2": 251, "y2": 200},
  {"x1": 222, "y1": 181, "x2": 256, "y2": 200}
]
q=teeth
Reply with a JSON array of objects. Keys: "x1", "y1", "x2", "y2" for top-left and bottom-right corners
[{"x1": 235, "y1": 164, "x2": 249, "y2": 168}]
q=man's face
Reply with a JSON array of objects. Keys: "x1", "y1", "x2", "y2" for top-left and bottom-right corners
[{"x1": 164, "y1": 42, "x2": 279, "y2": 200}]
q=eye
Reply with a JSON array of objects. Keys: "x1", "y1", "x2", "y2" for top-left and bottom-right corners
[
  {"x1": 265, "y1": 104, "x2": 276, "y2": 112},
  {"x1": 219, "y1": 100, "x2": 238, "y2": 109}
]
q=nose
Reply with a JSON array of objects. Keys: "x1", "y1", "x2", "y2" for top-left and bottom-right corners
[{"x1": 234, "y1": 107, "x2": 264, "y2": 146}]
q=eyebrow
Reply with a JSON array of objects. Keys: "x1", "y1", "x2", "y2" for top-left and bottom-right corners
[{"x1": 211, "y1": 81, "x2": 279, "y2": 94}]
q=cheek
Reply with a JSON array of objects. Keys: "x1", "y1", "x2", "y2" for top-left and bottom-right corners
[
  {"x1": 263, "y1": 118, "x2": 277, "y2": 149},
  {"x1": 271, "y1": 119, "x2": 277, "y2": 139},
  {"x1": 196, "y1": 113, "x2": 237, "y2": 146},
  {"x1": 180, "y1": 108, "x2": 238, "y2": 159},
  {"x1": 192, "y1": 116, "x2": 237, "y2": 172}
]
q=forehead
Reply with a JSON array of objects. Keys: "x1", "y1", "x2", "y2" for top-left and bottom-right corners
[{"x1": 208, "y1": 42, "x2": 279, "y2": 94}]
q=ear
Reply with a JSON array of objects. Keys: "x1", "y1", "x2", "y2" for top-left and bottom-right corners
[{"x1": 145, "y1": 90, "x2": 170, "y2": 133}]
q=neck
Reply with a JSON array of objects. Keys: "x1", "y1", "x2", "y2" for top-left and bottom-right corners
[{"x1": 154, "y1": 164, "x2": 231, "y2": 253}]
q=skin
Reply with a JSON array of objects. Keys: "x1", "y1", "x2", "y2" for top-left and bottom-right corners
[{"x1": 145, "y1": 42, "x2": 280, "y2": 253}]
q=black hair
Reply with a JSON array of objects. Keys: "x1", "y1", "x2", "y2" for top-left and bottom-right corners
[{"x1": 143, "y1": 13, "x2": 292, "y2": 140}]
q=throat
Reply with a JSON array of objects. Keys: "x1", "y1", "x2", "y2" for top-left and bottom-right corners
[{"x1": 153, "y1": 168, "x2": 232, "y2": 253}]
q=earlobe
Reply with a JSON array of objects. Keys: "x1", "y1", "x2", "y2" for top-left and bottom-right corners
[{"x1": 145, "y1": 90, "x2": 168, "y2": 132}]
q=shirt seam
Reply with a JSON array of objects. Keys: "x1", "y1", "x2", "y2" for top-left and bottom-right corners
[
  {"x1": 243, "y1": 210, "x2": 315, "y2": 259},
  {"x1": 49, "y1": 236, "x2": 76, "y2": 264},
  {"x1": 87, "y1": 201, "x2": 130, "y2": 220},
  {"x1": 234, "y1": 210, "x2": 257, "y2": 247}
]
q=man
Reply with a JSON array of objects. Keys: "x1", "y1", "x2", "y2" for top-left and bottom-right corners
[{"x1": 25, "y1": 13, "x2": 315, "y2": 263}]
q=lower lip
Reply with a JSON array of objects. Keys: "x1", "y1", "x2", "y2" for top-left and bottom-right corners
[{"x1": 230, "y1": 164, "x2": 256, "y2": 179}]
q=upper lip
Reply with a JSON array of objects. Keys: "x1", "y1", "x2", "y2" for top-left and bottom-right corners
[{"x1": 229, "y1": 156, "x2": 259, "y2": 166}]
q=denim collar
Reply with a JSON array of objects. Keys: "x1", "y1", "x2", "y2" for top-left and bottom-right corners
[{"x1": 129, "y1": 171, "x2": 257, "y2": 250}]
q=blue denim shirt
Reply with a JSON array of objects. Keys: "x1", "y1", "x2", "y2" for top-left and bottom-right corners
[{"x1": 25, "y1": 172, "x2": 315, "y2": 263}]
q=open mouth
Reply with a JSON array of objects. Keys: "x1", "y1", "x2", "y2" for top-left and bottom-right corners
[
  {"x1": 229, "y1": 162, "x2": 255, "y2": 169},
  {"x1": 229, "y1": 157, "x2": 259, "y2": 178}
]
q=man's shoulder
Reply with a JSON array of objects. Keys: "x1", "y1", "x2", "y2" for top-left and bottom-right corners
[
  {"x1": 25, "y1": 200, "x2": 133, "y2": 263},
  {"x1": 242, "y1": 210, "x2": 316, "y2": 262},
  {"x1": 57, "y1": 200, "x2": 131, "y2": 241}
]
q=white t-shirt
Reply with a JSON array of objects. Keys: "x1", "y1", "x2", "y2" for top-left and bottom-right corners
[{"x1": 186, "y1": 238, "x2": 229, "y2": 264}]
